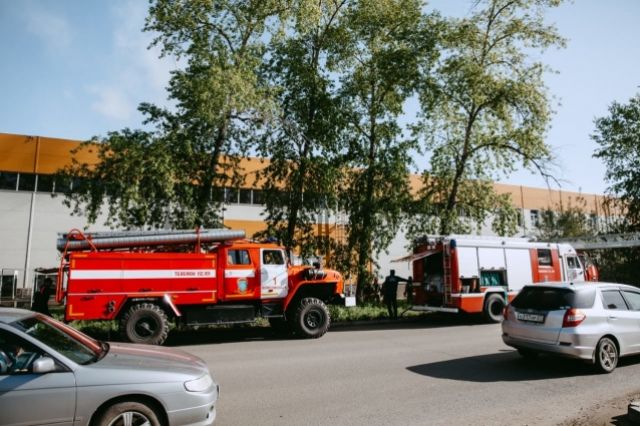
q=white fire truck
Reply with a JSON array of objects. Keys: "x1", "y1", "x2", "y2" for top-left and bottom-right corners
[{"x1": 398, "y1": 235, "x2": 597, "y2": 322}]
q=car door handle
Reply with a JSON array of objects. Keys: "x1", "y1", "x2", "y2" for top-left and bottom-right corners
[{"x1": 609, "y1": 316, "x2": 618, "y2": 320}]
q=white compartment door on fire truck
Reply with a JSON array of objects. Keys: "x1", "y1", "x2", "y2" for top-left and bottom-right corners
[{"x1": 260, "y1": 248, "x2": 288, "y2": 299}]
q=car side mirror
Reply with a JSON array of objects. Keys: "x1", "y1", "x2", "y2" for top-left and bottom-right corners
[{"x1": 32, "y1": 357, "x2": 56, "y2": 374}]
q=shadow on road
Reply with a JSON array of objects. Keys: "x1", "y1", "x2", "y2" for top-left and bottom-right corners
[
  {"x1": 407, "y1": 350, "x2": 600, "y2": 382},
  {"x1": 159, "y1": 313, "x2": 493, "y2": 346},
  {"x1": 330, "y1": 313, "x2": 491, "y2": 333},
  {"x1": 164, "y1": 326, "x2": 292, "y2": 346}
]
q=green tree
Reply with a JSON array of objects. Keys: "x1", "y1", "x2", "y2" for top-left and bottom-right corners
[
  {"x1": 536, "y1": 196, "x2": 595, "y2": 240},
  {"x1": 60, "y1": 0, "x2": 292, "y2": 228},
  {"x1": 334, "y1": 0, "x2": 437, "y2": 294},
  {"x1": 256, "y1": 0, "x2": 348, "y2": 257},
  {"x1": 411, "y1": 0, "x2": 565, "y2": 237},
  {"x1": 593, "y1": 93, "x2": 640, "y2": 230}
]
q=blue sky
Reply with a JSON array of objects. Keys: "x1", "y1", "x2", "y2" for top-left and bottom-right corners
[{"x1": 1, "y1": 0, "x2": 639, "y2": 196}]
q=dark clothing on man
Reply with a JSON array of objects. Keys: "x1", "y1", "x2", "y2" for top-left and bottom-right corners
[
  {"x1": 382, "y1": 273, "x2": 407, "y2": 319},
  {"x1": 32, "y1": 280, "x2": 53, "y2": 316}
]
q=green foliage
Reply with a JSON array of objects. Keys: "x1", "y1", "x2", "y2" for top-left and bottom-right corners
[
  {"x1": 410, "y1": 0, "x2": 565, "y2": 237},
  {"x1": 593, "y1": 94, "x2": 640, "y2": 229},
  {"x1": 333, "y1": 0, "x2": 437, "y2": 292},
  {"x1": 536, "y1": 196, "x2": 596, "y2": 240},
  {"x1": 60, "y1": 0, "x2": 293, "y2": 229},
  {"x1": 256, "y1": 0, "x2": 347, "y2": 257}
]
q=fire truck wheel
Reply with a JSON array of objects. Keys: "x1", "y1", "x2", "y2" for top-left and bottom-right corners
[
  {"x1": 483, "y1": 294, "x2": 505, "y2": 323},
  {"x1": 293, "y1": 297, "x2": 330, "y2": 339},
  {"x1": 120, "y1": 303, "x2": 170, "y2": 345},
  {"x1": 95, "y1": 401, "x2": 161, "y2": 426}
]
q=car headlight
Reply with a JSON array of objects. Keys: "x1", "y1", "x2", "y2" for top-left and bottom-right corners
[{"x1": 184, "y1": 374, "x2": 214, "y2": 392}]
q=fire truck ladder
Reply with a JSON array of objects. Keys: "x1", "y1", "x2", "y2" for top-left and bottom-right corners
[{"x1": 442, "y1": 244, "x2": 452, "y2": 305}]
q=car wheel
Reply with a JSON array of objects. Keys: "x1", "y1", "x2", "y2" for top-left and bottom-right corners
[
  {"x1": 483, "y1": 294, "x2": 505, "y2": 323},
  {"x1": 95, "y1": 401, "x2": 161, "y2": 426},
  {"x1": 293, "y1": 297, "x2": 330, "y2": 338},
  {"x1": 595, "y1": 337, "x2": 618, "y2": 373},
  {"x1": 120, "y1": 303, "x2": 169, "y2": 345},
  {"x1": 517, "y1": 348, "x2": 538, "y2": 359}
]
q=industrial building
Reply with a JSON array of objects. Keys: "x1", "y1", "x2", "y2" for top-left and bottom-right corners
[{"x1": 0, "y1": 132, "x2": 612, "y2": 301}]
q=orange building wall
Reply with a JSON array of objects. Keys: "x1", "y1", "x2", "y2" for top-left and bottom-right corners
[{"x1": 0, "y1": 132, "x2": 610, "y2": 214}]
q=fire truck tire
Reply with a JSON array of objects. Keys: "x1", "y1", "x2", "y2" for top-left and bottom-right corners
[
  {"x1": 94, "y1": 401, "x2": 161, "y2": 426},
  {"x1": 292, "y1": 297, "x2": 330, "y2": 339},
  {"x1": 120, "y1": 303, "x2": 170, "y2": 345},
  {"x1": 483, "y1": 294, "x2": 505, "y2": 323}
]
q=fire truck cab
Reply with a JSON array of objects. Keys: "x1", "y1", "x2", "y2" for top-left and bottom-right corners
[
  {"x1": 56, "y1": 229, "x2": 345, "y2": 345},
  {"x1": 402, "y1": 236, "x2": 595, "y2": 322}
]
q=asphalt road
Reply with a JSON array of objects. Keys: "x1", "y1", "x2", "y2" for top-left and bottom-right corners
[{"x1": 171, "y1": 317, "x2": 640, "y2": 426}]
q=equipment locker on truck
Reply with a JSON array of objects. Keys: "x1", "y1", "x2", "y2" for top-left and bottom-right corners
[{"x1": 56, "y1": 228, "x2": 346, "y2": 345}]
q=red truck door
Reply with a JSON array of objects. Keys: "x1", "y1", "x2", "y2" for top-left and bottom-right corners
[{"x1": 222, "y1": 248, "x2": 259, "y2": 300}]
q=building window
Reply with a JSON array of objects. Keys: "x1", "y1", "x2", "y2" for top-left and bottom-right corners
[
  {"x1": 252, "y1": 189, "x2": 264, "y2": 205},
  {"x1": 0, "y1": 172, "x2": 18, "y2": 190},
  {"x1": 225, "y1": 188, "x2": 239, "y2": 204},
  {"x1": 36, "y1": 174, "x2": 55, "y2": 193},
  {"x1": 239, "y1": 188, "x2": 252, "y2": 204},
  {"x1": 530, "y1": 209, "x2": 540, "y2": 227},
  {"x1": 17, "y1": 173, "x2": 36, "y2": 192}
]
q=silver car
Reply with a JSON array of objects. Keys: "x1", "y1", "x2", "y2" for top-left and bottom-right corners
[
  {"x1": 502, "y1": 282, "x2": 640, "y2": 373},
  {"x1": 0, "y1": 308, "x2": 218, "y2": 425}
]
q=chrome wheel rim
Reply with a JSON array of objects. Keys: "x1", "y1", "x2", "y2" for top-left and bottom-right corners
[
  {"x1": 599, "y1": 341, "x2": 617, "y2": 371},
  {"x1": 107, "y1": 411, "x2": 152, "y2": 426}
]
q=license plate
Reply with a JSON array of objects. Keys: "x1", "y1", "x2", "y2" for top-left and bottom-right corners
[{"x1": 516, "y1": 312, "x2": 545, "y2": 323}]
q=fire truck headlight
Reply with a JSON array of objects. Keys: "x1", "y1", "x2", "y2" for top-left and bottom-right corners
[{"x1": 184, "y1": 374, "x2": 214, "y2": 393}]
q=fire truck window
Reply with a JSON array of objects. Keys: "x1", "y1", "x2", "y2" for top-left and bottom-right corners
[
  {"x1": 622, "y1": 291, "x2": 640, "y2": 311},
  {"x1": 480, "y1": 270, "x2": 506, "y2": 287},
  {"x1": 263, "y1": 250, "x2": 285, "y2": 265},
  {"x1": 601, "y1": 290, "x2": 629, "y2": 310},
  {"x1": 228, "y1": 250, "x2": 251, "y2": 265},
  {"x1": 566, "y1": 256, "x2": 578, "y2": 269},
  {"x1": 537, "y1": 249, "x2": 552, "y2": 266}
]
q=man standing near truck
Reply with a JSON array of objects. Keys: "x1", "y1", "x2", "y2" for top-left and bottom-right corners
[{"x1": 381, "y1": 270, "x2": 409, "y2": 319}]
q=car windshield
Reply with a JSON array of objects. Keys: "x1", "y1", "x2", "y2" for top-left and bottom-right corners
[
  {"x1": 8, "y1": 314, "x2": 104, "y2": 365},
  {"x1": 511, "y1": 287, "x2": 595, "y2": 311}
]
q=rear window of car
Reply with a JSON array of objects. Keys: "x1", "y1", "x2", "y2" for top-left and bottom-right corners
[{"x1": 511, "y1": 287, "x2": 595, "y2": 311}]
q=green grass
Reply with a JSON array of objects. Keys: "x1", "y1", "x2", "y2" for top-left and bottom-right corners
[{"x1": 329, "y1": 301, "x2": 427, "y2": 322}]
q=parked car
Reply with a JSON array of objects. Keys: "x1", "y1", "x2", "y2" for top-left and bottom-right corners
[
  {"x1": 502, "y1": 282, "x2": 640, "y2": 373},
  {"x1": 0, "y1": 308, "x2": 218, "y2": 426}
]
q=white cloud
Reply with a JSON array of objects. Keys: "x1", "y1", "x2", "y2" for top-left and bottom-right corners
[
  {"x1": 88, "y1": 85, "x2": 134, "y2": 121},
  {"x1": 86, "y1": 0, "x2": 180, "y2": 122},
  {"x1": 23, "y1": 3, "x2": 72, "y2": 51}
]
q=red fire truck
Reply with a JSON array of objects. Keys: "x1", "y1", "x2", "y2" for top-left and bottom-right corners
[
  {"x1": 55, "y1": 229, "x2": 345, "y2": 345},
  {"x1": 398, "y1": 235, "x2": 596, "y2": 322}
]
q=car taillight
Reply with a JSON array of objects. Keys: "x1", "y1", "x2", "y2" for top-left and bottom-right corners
[
  {"x1": 562, "y1": 308, "x2": 586, "y2": 327},
  {"x1": 503, "y1": 305, "x2": 509, "y2": 321}
]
